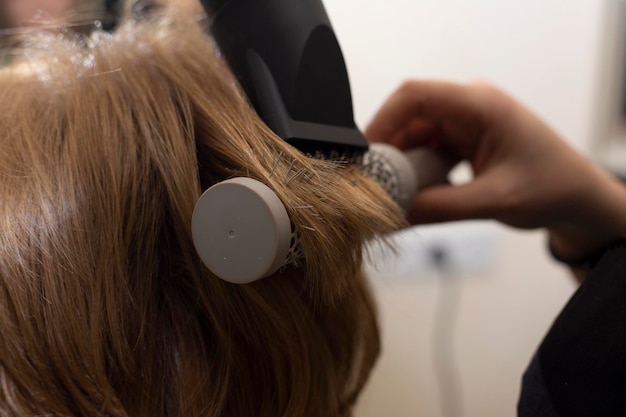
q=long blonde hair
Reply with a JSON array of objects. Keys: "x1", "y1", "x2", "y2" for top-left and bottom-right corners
[{"x1": 0, "y1": 5, "x2": 403, "y2": 417}]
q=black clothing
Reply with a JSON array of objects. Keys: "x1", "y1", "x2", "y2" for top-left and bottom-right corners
[{"x1": 518, "y1": 244, "x2": 626, "y2": 416}]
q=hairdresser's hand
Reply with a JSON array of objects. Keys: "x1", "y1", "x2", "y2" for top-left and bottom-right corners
[{"x1": 366, "y1": 80, "x2": 626, "y2": 261}]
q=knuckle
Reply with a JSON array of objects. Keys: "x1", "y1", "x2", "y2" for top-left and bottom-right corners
[
  {"x1": 472, "y1": 82, "x2": 507, "y2": 104},
  {"x1": 397, "y1": 80, "x2": 420, "y2": 95},
  {"x1": 469, "y1": 82, "x2": 516, "y2": 121}
]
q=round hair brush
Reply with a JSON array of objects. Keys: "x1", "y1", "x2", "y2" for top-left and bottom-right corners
[{"x1": 192, "y1": 144, "x2": 455, "y2": 284}]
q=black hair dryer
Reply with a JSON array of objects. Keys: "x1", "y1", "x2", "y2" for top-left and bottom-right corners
[{"x1": 199, "y1": 0, "x2": 369, "y2": 158}]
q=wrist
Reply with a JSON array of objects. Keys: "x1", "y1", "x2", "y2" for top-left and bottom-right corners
[
  {"x1": 547, "y1": 234, "x2": 609, "y2": 270},
  {"x1": 547, "y1": 171, "x2": 626, "y2": 261}
]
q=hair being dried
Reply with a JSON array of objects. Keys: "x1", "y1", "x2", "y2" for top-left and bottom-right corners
[{"x1": 0, "y1": 5, "x2": 403, "y2": 417}]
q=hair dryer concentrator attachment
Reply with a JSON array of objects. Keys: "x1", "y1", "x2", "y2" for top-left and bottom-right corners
[
  {"x1": 192, "y1": 148, "x2": 456, "y2": 283},
  {"x1": 200, "y1": 0, "x2": 369, "y2": 159}
]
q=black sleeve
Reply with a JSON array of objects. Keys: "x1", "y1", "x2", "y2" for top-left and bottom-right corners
[{"x1": 518, "y1": 244, "x2": 626, "y2": 417}]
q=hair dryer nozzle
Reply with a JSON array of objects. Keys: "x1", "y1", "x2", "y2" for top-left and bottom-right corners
[{"x1": 200, "y1": 0, "x2": 369, "y2": 158}]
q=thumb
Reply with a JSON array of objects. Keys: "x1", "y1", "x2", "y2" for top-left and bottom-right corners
[{"x1": 407, "y1": 179, "x2": 502, "y2": 224}]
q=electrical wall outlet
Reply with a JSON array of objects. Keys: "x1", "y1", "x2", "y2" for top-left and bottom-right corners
[{"x1": 365, "y1": 221, "x2": 501, "y2": 280}]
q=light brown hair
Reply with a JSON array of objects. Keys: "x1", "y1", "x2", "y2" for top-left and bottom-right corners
[{"x1": 0, "y1": 5, "x2": 403, "y2": 417}]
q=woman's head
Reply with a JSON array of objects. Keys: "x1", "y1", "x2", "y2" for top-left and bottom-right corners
[{"x1": 0, "y1": 4, "x2": 403, "y2": 416}]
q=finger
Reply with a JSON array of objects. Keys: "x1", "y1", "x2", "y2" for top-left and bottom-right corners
[
  {"x1": 406, "y1": 118, "x2": 439, "y2": 141},
  {"x1": 407, "y1": 178, "x2": 502, "y2": 224},
  {"x1": 365, "y1": 80, "x2": 486, "y2": 144},
  {"x1": 401, "y1": 119, "x2": 440, "y2": 149},
  {"x1": 369, "y1": 118, "x2": 440, "y2": 150}
]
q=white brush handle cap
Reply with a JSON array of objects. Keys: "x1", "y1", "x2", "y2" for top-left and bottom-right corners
[{"x1": 192, "y1": 178, "x2": 292, "y2": 284}]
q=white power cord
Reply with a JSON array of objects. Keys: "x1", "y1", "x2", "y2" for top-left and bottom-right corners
[{"x1": 430, "y1": 246, "x2": 465, "y2": 417}]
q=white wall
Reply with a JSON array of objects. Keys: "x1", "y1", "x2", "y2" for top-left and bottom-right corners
[
  {"x1": 322, "y1": 1, "x2": 607, "y2": 416},
  {"x1": 327, "y1": 0, "x2": 602, "y2": 152}
]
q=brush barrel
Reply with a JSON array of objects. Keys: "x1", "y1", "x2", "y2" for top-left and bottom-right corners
[{"x1": 365, "y1": 143, "x2": 456, "y2": 211}]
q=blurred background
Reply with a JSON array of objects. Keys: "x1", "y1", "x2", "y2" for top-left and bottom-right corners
[
  {"x1": 322, "y1": 1, "x2": 625, "y2": 416},
  {"x1": 2, "y1": 0, "x2": 625, "y2": 416}
]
